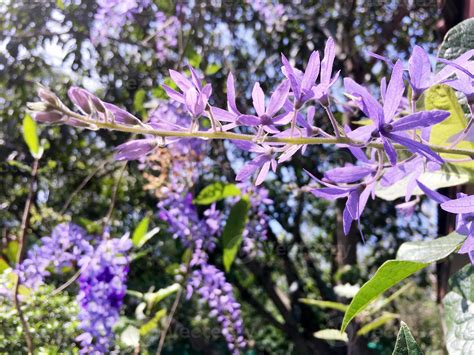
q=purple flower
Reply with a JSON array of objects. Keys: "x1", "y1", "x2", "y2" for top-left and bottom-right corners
[
  {"x1": 306, "y1": 164, "x2": 376, "y2": 236},
  {"x1": 235, "y1": 141, "x2": 281, "y2": 185},
  {"x1": 114, "y1": 138, "x2": 158, "y2": 161},
  {"x1": 163, "y1": 67, "x2": 212, "y2": 118},
  {"x1": 344, "y1": 60, "x2": 449, "y2": 165},
  {"x1": 211, "y1": 73, "x2": 242, "y2": 131},
  {"x1": 417, "y1": 181, "x2": 474, "y2": 263},
  {"x1": 237, "y1": 80, "x2": 291, "y2": 132},
  {"x1": 408, "y1": 46, "x2": 474, "y2": 98},
  {"x1": 281, "y1": 51, "x2": 320, "y2": 108},
  {"x1": 312, "y1": 37, "x2": 340, "y2": 106},
  {"x1": 154, "y1": 11, "x2": 180, "y2": 62}
]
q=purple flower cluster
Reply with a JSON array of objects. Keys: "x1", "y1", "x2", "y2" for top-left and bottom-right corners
[
  {"x1": 91, "y1": 0, "x2": 150, "y2": 45},
  {"x1": 17, "y1": 223, "x2": 132, "y2": 352},
  {"x1": 76, "y1": 236, "x2": 132, "y2": 353},
  {"x1": 153, "y1": 11, "x2": 180, "y2": 62},
  {"x1": 187, "y1": 258, "x2": 246, "y2": 354},
  {"x1": 247, "y1": 0, "x2": 286, "y2": 32},
  {"x1": 17, "y1": 223, "x2": 92, "y2": 289}
]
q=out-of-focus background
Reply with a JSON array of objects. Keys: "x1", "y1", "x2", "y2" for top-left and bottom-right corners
[{"x1": 0, "y1": 0, "x2": 472, "y2": 354}]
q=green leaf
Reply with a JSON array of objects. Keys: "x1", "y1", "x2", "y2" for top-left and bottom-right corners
[
  {"x1": 425, "y1": 84, "x2": 474, "y2": 168},
  {"x1": 3, "y1": 241, "x2": 19, "y2": 264},
  {"x1": 0, "y1": 257, "x2": 10, "y2": 273},
  {"x1": 132, "y1": 217, "x2": 159, "y2": 248},
  {"x1": 140, "y1": 308, "x2": 167, "y2": 336},
  {"x1": 144, "y1": 283, "x2": 180, "y2": 308},
  {"x1": 357, "y1": 312, "x2": 398, "y2": 336},
  {"x1": 299, "y1": 299, "x2": 348, "y2": 312},
  {"x1": 56, "y1": 0, "x2": 64, "y2": 9},
  {"x1": 120, "y1": 325, "x2": 140, "y2": 348},
  {"x1": 376, "y1": 163, "x2": 474, "y2": 201},
  {"x1": 396, "y1": 232, "x2": 466, "y2": 263},
  {"x1": 222, "y1": 197, "x2": 250, "y2": 272},
  {"x1": 313, "y1": 329, "x2": 348, "y2": 343},
  {"x1": 392, "y1": 321, "x2": 422, "y2": 355},
  {"x1": 193, "y1": 182, "x2": 241, "y2": 205},
  {"x1": 22, "y1": 114, "x2": 42, "y2": 159},
  {"x1": 341, "y1": 261, "x2": 427, "y2": 332},
  {"x1": 205, "y1": 63, "x2": 221, "y2": 75},
  {"x1": 133, "y1": 89, "x2": 147, "y2": 115},
  {"x1": 443, "y1": 265, "x2": 474, "y2": 354},
  {"x1": 438, "y1": 18, "x2": 474, "y2": 61}
]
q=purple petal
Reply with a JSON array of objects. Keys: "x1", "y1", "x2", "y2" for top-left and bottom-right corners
[
  {"x1": 211, "y1": 107, "x2": 237, "y2": 123},
  {"x1": 390, "y1": 110, "x2": 450, "y2": 132},
  {"x1": 103, "y1": 103, "x2": 141, "y2": 125},
  {"x1": 185, "y1": 88, "x2": 199, "y2": 116},
  {"x1": 383, "y1": 60, "x2": 405, "y2": 123},
  {"x1": 227, "y1": 73, "x2": 239, "y2": 114},
  {"x1": 281, "y1": 54, "x2": 300, "y2": 99},
  {"x1": 255, "y1": 160, "x2": 271, "y2": 185},
  {"x1": 162, "y1": 85, "x2": 185, "y2": 103},
  {"x1": 382, "y1": 136, "x2": 398, "y2": 165},
  {"x1": 324, "y1": 165, "x2": 373, "y2": 183},
  {"x1": 236, "y1": 155, "x2": 270, "y2": 182},
  {"x1": 441, "y1": 195, "x2": 474, "y2": 214},
  {"x1": 408, "y1": 46, "x2": 432, "y2": 94},
  {"x1": 344, "y1": 78, "x2": 383, "y2": 124},
  {"x1": 311, "y1": 187, "x2": 350, "y2": 200},
  {"x1": 301, "y1": 51, "x2": 320, "y2": 91},
  {"x1": 34, "y1": 111, "x2": 64, "y2": 123},
  {"x1": 321, "y1": 37, "x2": 335, "y2": 85},
  {"x1": 252, "y1": 82, "x2": 265, "y2": 116},
  {"x1": 458, "y1": 236, "x2": 474, "y2": 254},
  {"x1": 416, "y1": 180, "x2": 450, "y2": 204},
  {"x1": 115, "y1": 139, "x2": 156, "y2": 160},
  {"x1": 266, "y1": 80, "x2": 290, "y2": 117},
  {"x1": 385, "y1": 132, "x2": 443, "y2": 164},
  {"x1": 238, "y1": 114, "x2": 260, "y2": 126},
  {"x1": 346, "y1": 124, "x2": 376, "y2": 143},
  {"x1": 169, "y1": 69, "x2": 193, "y2": 92},
  {"x1": 188, "y1": 65, "x2": 203, "y2": 90},
  {"x1": 343, "y1": 206, "x2": 353, "y2": 235}
]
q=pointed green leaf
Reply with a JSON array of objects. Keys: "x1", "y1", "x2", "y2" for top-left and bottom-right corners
[
  {"x1": 132, "y1": 217, "x2": 155, "y2": 248},
  {"x1": 341, "y1": 261, "x2": 428, "y2": 332},
  {"x1": 3, "y1": 241, "x2": 19, "y2": 264},
  {"x1": 438, "y1": 18, "x2": 474, "y2": 61},
  {"x1": 299, "y1": 299, "x2": 348, "y2": 312},
  {"x1": 314, "y1": 329, "x2": 348, "y2": 343},
  {"x1": 22, "y1": 114, "x2": 42, "y2": 159},
  {"x1": 0, "y1": 258, "x2": 10, "y2": 273},
  {"x1": 396, "y1": 232, "x2": 466, "y2": 263},
  {"x1": 392, "y1": 321, "x2": 422, "y2": 355},
  {"x1": 443, "y1": 265, "x2": 474, "y2": 354},
  {"x1": 194, "y1": 182, "x2": 241, "y2": 205},
  {"x1": 222, "y1": 197, "x2": 250, "y2": 272}
]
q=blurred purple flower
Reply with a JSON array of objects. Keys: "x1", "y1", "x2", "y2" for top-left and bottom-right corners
[
  {"x1": 235, "y1": 141, "x2": 281, "y2": 185},
  {"x1": 114, "y1": 138, "x2": 158, "y2": 161},
  {"x1": 312, "y1": 37, "x2": 340, "y2": 106}
]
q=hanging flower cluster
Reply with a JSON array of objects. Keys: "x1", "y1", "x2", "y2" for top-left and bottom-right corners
[
  {"x1": 28, "y1": 38, "x2": 474, "y2": 265},
  {"x1": 16, "y1": 223, "x2": 131, "y2": 353}
]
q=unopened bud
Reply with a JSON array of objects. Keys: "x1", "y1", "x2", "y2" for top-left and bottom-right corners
[
  {"x1": 27, "y1": 101, "x2": 53, "y2": 112},
  {"x1": 38, "y1": 86, "x2": 60, "y2": 107},
  {"x1": 33, "y1": 111, "x2": 64, "y2": 123}
]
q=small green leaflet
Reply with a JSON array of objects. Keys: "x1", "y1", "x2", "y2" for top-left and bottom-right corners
[
  {"x1": 392, "y1": 322, "x2": 422, "y2": 355},
  {"x1": 22, "y1": 114, "x2": 42, "y2": 159},
  {"x1": 222, "y1": 197, "x2": 250, "y2": 272},
  {"x1": 132, "y1": 216, "x2": 160, "y2": 248},
  {"x1": 193, "y1": 182, "x2": 241, "y2": 205},
  {"x1": 140, "y1": 308, "x2": 167, "y2": 336},
  {"x1": 357, "y1": 312, "x2": 398, "y2": 336},
  {"x1": 314, "y1": 329, "x2": 348, "y2": 343},
  {"x1": 144, "y1": 283, "x2": 181, "y2": 308}
]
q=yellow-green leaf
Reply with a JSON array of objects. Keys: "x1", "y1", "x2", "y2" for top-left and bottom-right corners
[
  {"x1": 314, "y1": 329, "x2": 348, "y2": 343},
  {"x1": 22, "y1": 114, "x2": 41, "y2": 158},
  {"x1": 356, "y1": 312, "x2": 398, "y2": 336},
  {"x1": 425, "y1": 84, "x2": 473, "y2": 168}
]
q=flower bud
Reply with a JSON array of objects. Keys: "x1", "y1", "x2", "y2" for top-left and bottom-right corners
[
  {"x1": 38, "y1": 86, "x2": 60, "y2": 107},
  {"x1": 27, "y1": 101, "x2": 53, "y2": 112},
  {"x1": 33, "y1": 111, "x2": 65, "y2": 123}
]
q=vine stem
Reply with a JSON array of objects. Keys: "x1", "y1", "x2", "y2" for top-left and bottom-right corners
[
  {"x1": 56, "y1": 106, "x2": 474, "y2": 158},
  {"x1": 156, "y1": 286, "x2": 183, "y2": 355},
  {"x1": 13, "y1": 158, "x2": 39, "y2": 354}
]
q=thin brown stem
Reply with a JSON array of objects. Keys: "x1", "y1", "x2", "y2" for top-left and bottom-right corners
[
  {"x1": 13, "y1": 158, "x2": 39, "y2": 354},
  {"x1": 156, "y1": 286, "x2": 183, "y2": 355}
]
